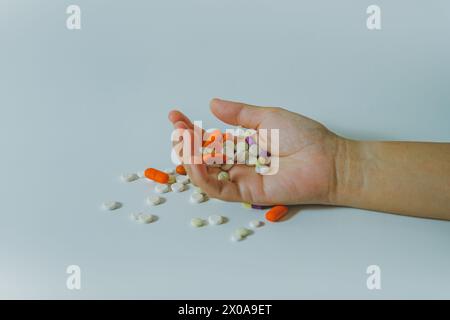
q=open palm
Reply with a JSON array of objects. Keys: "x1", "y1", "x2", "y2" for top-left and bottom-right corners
[{"x1": 168, "y1": 99, "x2": 342, "y2": 205}]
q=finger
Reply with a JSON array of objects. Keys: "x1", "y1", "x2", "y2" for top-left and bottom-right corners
[
  {"x1": 185, "y1": 162, "x2": 243, "y2": 202},
  {"x1": 168, "y1": 110, "x2": 195, "y2": 129},
  {"x1": 210, "y1": 98, "x2": 268, "y2": 129},
  {"x1": 173, "y1": 120, "x2": 189, "y2": 130}
]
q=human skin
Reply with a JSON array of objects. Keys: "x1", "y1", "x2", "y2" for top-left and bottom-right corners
[{"x1": 168, "y1": 98, "x2": 450, "y2": 220}]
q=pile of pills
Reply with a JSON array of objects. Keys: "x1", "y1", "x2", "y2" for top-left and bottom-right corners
[{"x1": 101, "y1": 125, "x2": 290, "y2": 243}]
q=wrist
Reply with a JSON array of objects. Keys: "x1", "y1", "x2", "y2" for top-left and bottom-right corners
[{"x1": 330, "y1": 137, "x2": 367, "y2": 207}]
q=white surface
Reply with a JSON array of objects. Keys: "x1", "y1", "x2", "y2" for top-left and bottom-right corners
[{"x1": 0, "y1": 0, "x2": 450, "y2": 299}]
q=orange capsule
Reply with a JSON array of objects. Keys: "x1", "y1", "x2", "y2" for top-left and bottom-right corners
[
  {"x1": 144, "y1": 168, "x2": 169, "y2": 184},
  {"x1": 176, "y1": 164, "x2": 187, "y2": 175},
  {"x1": 265, "y1": 205, "x2": 289, "y2": 222}
]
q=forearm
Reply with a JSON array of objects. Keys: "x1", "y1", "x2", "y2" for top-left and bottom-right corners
[{"x1": 334, "y1": 139, "x2": 450, "y2": 220}]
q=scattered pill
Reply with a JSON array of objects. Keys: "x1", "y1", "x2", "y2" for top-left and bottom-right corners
[
  {"x1": 217, "y1": 171, "x2": 229, "y2": 181},
  {"x1": 249, "y1": 220, "x2": 264, "y2": 228},
  {"x1": 168, "y1": 175, "x2": 176, "y2": 184},
  {"x1": 102, "y1": 201, "x2": 122, "y2": 211},
  {"x1": 163, "y1": 168, "x2": 175, "y2": 174},
  {"x1": 191, "y1": 217, "x2": 206, "y2": 228},
  {"x1": 147, "y1": 195, "x2": 163, "y2": 206},
  {"x1": 176, "y1": 165, "x2": 187, "y2": 175},
  {"x1": 231, "y1": 233, "x2": 244, "y2": 242},
  {"x1": 208, "y1": 215, "x2": 224, "y2": 225},
  {"x1": 121, "y1": 173, "x2": 139, "y2": 182},
  {"x1": 171, "y1": 182, "x2": 186, "y2": 192},
  {"x1": 154, "y1": 183, "x2": 170, "y2": 194},
  {"x1": 235, "y1": 227, "x2": 252, "y2": 237},
  {"x1": 176, "y1": 175, "x2": 190, "y2": 185},
  {"x1": 138, "y1": 213, "x2": 156, "y2": 224},
  {"x1": 144, "y1": 168, "x2": 169, "y2": 184},
  {"x1": 265, "y1": 205, "x2": 289, "y2": 222},
  {"x1": 190, "y1": 192, "x2": 205, "y2": 203}
]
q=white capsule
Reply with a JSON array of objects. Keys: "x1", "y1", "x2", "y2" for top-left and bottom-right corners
[
  {"x1": 171, "y1": 182, "x2": 186, "y2": 192},
  {"x1": 208, "y1": 215, "x2": 224, "y2": 225},
  {"x1": 221, "y1": 163, "x2": 234, "y2": 171},
  {"x1": 176, "y1": 175, "x2": 190, "y2": 185},
  {"x1": 154, "y1": 184, "x2": 170, "y2": 194},
  {"x1": 191, "y1": 217, "x2": 205, "y2": 228},
  {"x1": 249, "y1": 220, "x2": 264, "y2": 229},
  {"x1": 102, "y1": 201, "x2": 122, "y2": 211},
  {"x1": 217, "y1": 171, "x2": 230, "y2": 182},
  {"x1": 190, "y1": 192, "x2": 205, "y2": 204},
  {"x1": 147, "y1": 195, "x2": 163, "y2": 206},
  {"x1": 121, "y1": 173, "x2": 139, "y2": 182},
  {"x1": 138, "y1": 213, "x2": 156, "y2": 224}
]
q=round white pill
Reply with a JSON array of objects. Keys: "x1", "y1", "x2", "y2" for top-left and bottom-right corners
[
  {"x1": 249, "y1": 220, "x2": 264, "y2": 229},
  {"x1": 231, "y1": 233, "x2": 244, "y2": 242},
  {"x1": 217, "y1": 171, "x2": 229, "y2": 181},
  {"x1": 102, "y1": 201, "x2": 122, "y2": 211},
  {"x1": 191, "y1": 217, "x2": 205, "y2": 227},
  {"x1": 176, "y1": 175, "x2": 190, "y2": 185},
  {"x1": 255, "y1": 165, "x2": 270, "y2": 175},
  {"x1": 147, "y1": 195, "x2": 163, "y2": 206},
  {"x1": 208, "y1": 215, "x2": 224, "y2": 225},
  {"x1": 235, "y1": 227, "x2": 251, "y2": 238},
  {"x1": 154, "y1": 184, "x2": 170, "y2": 194},
  {"x1": 190, "y1": 192, "x2": 204, "y2": 204},
  {"x1": 163, "y1": 168, "x2": 175, "y2": 174},
  {"x1": 121, "y1": 173, "x2": 139, "y2": 182},
  {"x1": 171, "y1": 182, "x2": 186, "y2": 192},
  {"x1": 138, "y1": 213, "x2": 156, "y2": 224}
]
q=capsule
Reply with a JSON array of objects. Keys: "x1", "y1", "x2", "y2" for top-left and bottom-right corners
[
  {"x1": 176, "y1": 164, "x2": 187, "y2": 175},
  {"x1": 144, "y1": 168, "x2": 169, "y2": 184},
  {"x1": 265, "y1": 205, "x2": 289, "y2": 222}
]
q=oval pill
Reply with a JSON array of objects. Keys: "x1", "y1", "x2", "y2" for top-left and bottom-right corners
[
  {"x1": 190, "y1": 192, "x2": 204, "y2": 203},
  {"x1": 265, "y1": 205, "x2": 289, "y2": 222},
  {"x1": 139, "y1": 213, "x2": 156, "y2": 224},
  {"x1": 249, "y1": 220, "x2": 263, "y2": 228},
  {"x1": 176, "y1": 175, "x2": 190, "y2": 185},
  {"x1": 121, "y1": 173, "x2": 139, "y2": 182},
  {"x1": 176, "y1": 165, "x2": 187, "y2": 175},
  {"x1": 144, "y1": 168, "x2": 169, "y2": 184},
  {"x1": 208, "y1": 215, "x2": 224, "y2": 225},
  {"x1": 154, "y1": 184, "x2": 170, "y2": 194},
  {"x1": 147, "y1": 195, "x2": 163, "y2": 206},
  {"x1": 102, "y1": 201, "x2": 122, "y2": 211},
  {"x1": 171, "y1": 182, "x2": 186, "y2": 192},
  {"x1": 191, "y1": 217, "x2": 205, "y2": 228}
]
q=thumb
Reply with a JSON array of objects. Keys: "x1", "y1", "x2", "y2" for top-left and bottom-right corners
[{"x1": 210, "y1": 98, "x2": 267, "y2": 129}]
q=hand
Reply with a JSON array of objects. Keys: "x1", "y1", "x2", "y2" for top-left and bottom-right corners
[{"x1": 168, "y1": 98, "x2": 345, "y2": 205}]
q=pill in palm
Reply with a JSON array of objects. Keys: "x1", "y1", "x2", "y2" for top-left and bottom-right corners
[
  {"x1": 121, "y1": 173, "x2": 139, "y2": 182},
  {"x1": 191, "y1": 217, "x2": 206, "y2": 227},
  {"x1": 176, "y1": 175, "x2": 190, "y2": 185},
  {"x1": 217, "y1": 171, "x2": 229, "y2": 181},
  {"x1": 147, "y1": 195, "x2": 163, "y2": 206},
  {"x1": 154, "y1": 184, "x2": 170, "y2": 194},
  {"x1": 171, "y1": 182, "x2": 186, "y2": 192},
  {"x1": 208, "y1": 214, "x2": 224, "y2": 225},
  {"x1": 190, "y1": 192, "x2": 205, "y2": 204},
  {"x1": 102, "y1": 201, "x2": 122, "y2": 211}
]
